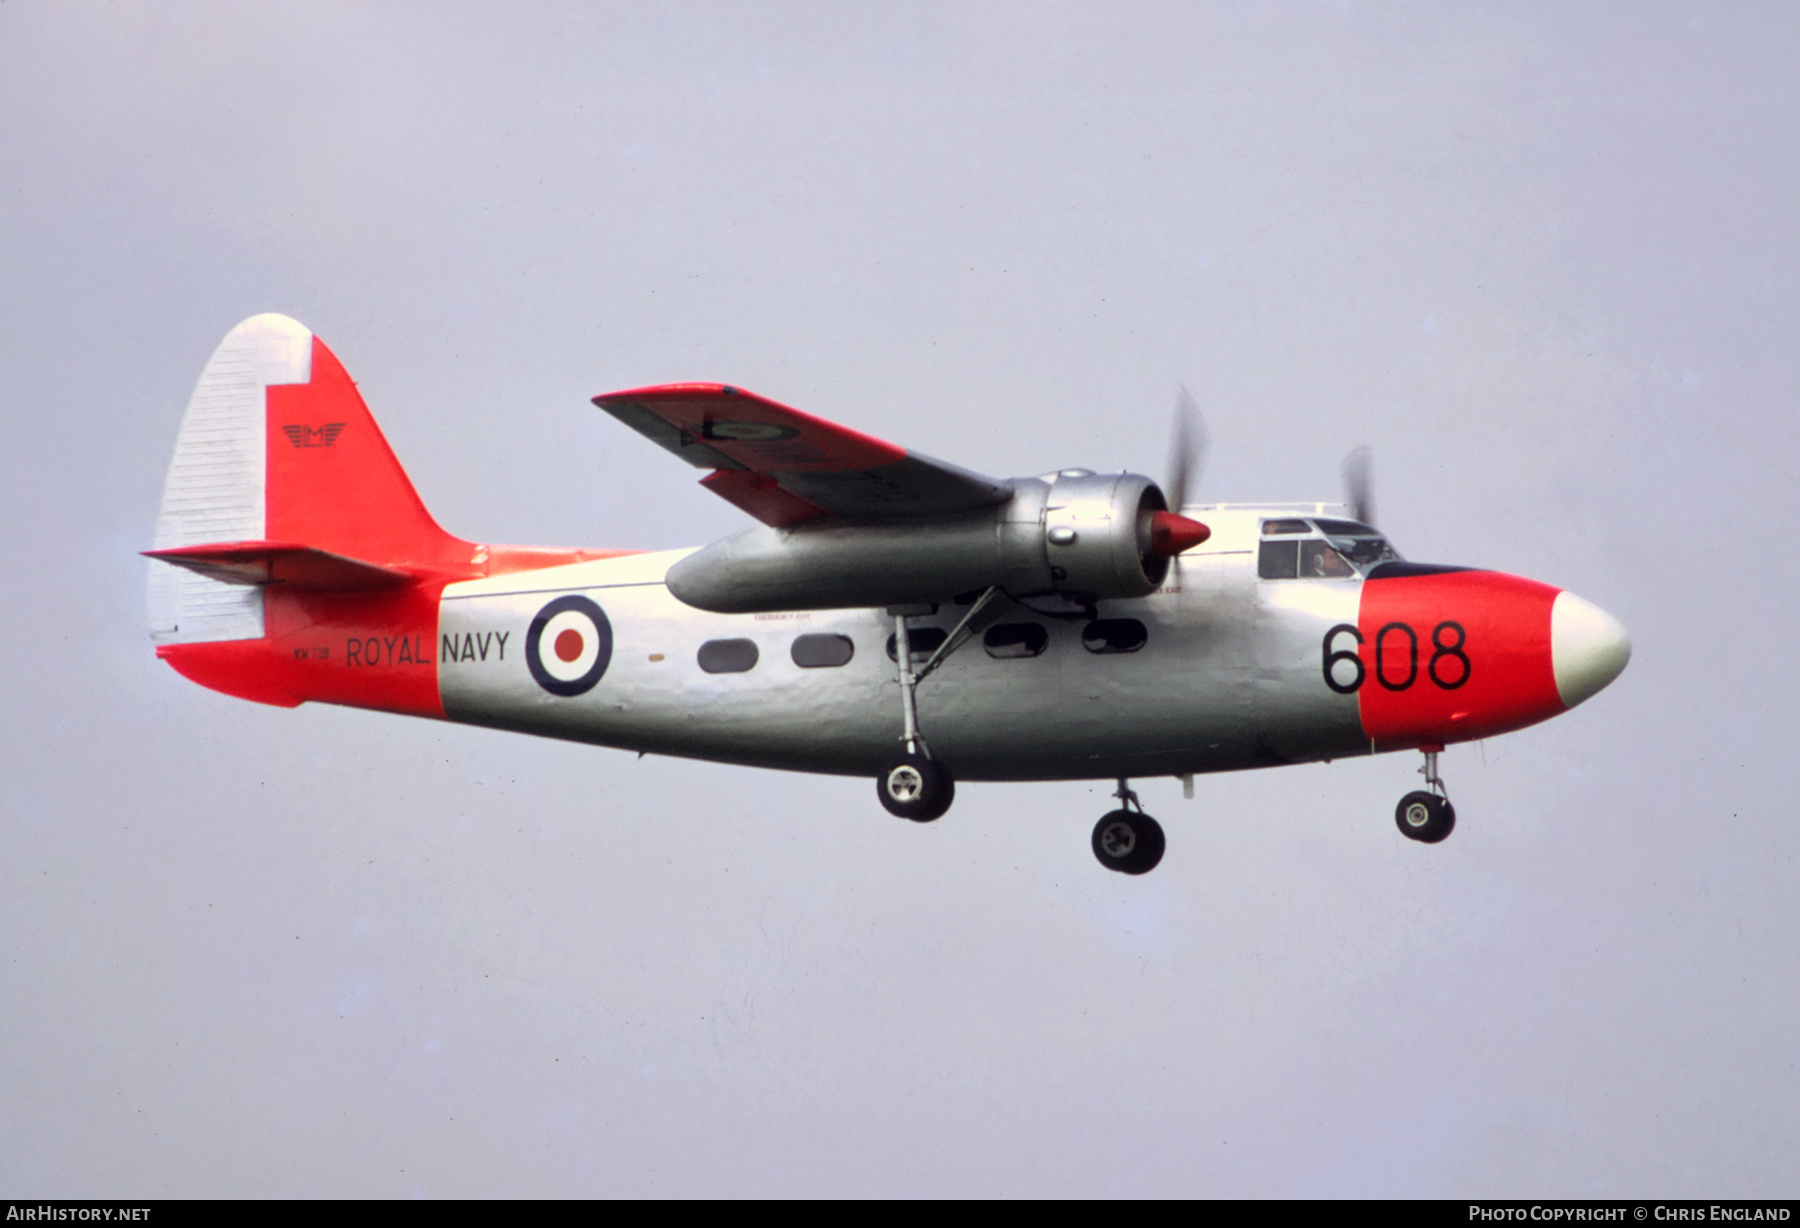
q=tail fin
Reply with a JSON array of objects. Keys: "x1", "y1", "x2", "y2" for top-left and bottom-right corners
[{"x1": 148, "y1": 313, "x2": 472, "y2": 645}]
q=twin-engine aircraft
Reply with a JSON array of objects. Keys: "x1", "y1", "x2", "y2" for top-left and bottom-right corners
[{"x1": 147, "y1": 314, "x2": 1630, "y2": 874}]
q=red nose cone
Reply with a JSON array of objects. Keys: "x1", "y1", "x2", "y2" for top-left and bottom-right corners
[{"x1": 1150, "y1": 511, "x2": 1211, "y2": 556}]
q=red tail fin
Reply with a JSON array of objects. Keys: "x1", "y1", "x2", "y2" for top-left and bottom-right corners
[
  {"x1": 147, "y1": 314, "x2": 631, "y2": 712},
  {"x1": 264, "y1": 339, "x2": 473, "y2": 569}
]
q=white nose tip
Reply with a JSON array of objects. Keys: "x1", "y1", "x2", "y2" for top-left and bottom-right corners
[{"x1": 1551, "y1": 591, "x2": 1631, "y2": 708}]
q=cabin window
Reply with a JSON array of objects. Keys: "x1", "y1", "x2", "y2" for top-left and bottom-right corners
[
  {"x1": 885, "y1": 627, "x2": 949, "y2": 663},
  {"x1": 1259, "y1": 539, "x2": 1299, "y2": 579},
  {"x1": 1300, "y1": 539, "x2": 1355, "y2": 578},
  {"x1": 1082, "y1": 618, "x2": 1147, "y2": 654},
  {"x1": 791, "y1": 633, "x2": 855, "y2": 668},
  {"x1": 697, "y1": 638, "x2": 759, "y2": 674},
  {"x1": 1262, "y1": 518, "x2": 1311, "y2": 536},
  {"x1": 983, "y1": 623, "x2": 1049, "y2": 659}
]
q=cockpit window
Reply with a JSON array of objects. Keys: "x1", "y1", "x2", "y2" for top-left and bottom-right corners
[
  {"x1": 1259, "y1": 539, "x2": 1298, "y2": 579},
  {"x1": 1312, "y1": 517, "x2": 1399, "y2": 566},
  {"x1": 1258, "y1": 518, "x2": 1401, "y2": 579},
  {"x1": 1300, "y1": 539, "x2": 1355, "y2": 578},
  {"x1": 1333, "y1": 535, "x2": 1399, "y2": 567}
]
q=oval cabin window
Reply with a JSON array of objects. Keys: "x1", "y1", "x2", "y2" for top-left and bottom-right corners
[
  {"x1": 885, "y1": 627, "x2": 949, "y2": 663},
  {"x1": 1081, "y1": 618, "x2": 1147, "y2": 654},
  {"x1": 983, "y1": 623, "x2": 1049, "y2": 659},
  {"x1": 791, "y1": 633, "x2": 855, "y2": 668},
  {"x1": 697, "y1": 638, "x2": 759, "y2": 674}
]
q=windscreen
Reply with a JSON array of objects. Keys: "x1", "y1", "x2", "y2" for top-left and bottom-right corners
[
  {"x1": 1312, "y1": 518, "x2": 1400, "y2": 569},
  {"x1": 1258, "y1": 518, "x2": 1402, "y2": 578}
]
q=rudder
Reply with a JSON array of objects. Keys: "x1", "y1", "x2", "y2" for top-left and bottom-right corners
[
  {"x1": 264, "y1": 330, "x2": 465, "y2": 566},
  {"x1": 148, "y1": 314, "x2": 471, "y2": 645},
  {"x1": 147, "y1": 315, "x2": 627, "y2": 713}
]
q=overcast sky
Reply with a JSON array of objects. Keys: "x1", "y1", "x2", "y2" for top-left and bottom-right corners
[{"x1": 3, "y1": 1, "x2": 1796, "y2": 1197}]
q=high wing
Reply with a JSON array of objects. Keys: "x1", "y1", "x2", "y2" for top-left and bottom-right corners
[{"x1": 592, "y1": 384, "x2": 1010, "y2": 526}]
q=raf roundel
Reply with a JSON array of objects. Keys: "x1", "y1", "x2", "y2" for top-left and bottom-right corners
[{"x1": 525, "y1": 595, "x2": 613, "y2": 696}]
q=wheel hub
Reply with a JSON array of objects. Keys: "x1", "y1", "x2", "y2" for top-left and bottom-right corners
[
  {"x1": 886, "y1": 765, "x2": 924, "y2": 802},
  {"x1": 1099, "y1": 820, "x2": 1137, "y2": 858}
]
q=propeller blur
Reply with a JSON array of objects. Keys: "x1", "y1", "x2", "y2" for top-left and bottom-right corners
[
  {"x1": 1341, "y1": 444, "x2": 1375, "y2": 529},
  {"x1": 1166, "y1": 383, "x2": 1208, "y2": 516}
]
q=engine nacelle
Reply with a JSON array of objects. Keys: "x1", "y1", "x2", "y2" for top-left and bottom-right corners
[
  {"x1": 1038, "y1": 470, "x2": 1171, "y2": 602},
  {"x1": 665, "y1": 470, "x2": 1176, "y2": 614}
]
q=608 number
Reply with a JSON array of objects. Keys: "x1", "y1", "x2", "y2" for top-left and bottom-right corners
[{"x1": 1322, "y1": 621, "x2": 1470, "y2": 695}]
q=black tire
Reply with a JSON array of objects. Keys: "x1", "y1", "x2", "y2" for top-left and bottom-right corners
[
  {"x1": 1395, "y1": 790, "x2": 1455, "y2": 843},
  {"x1": 877, "y1": 753, "x2": 954, "y2": 822},
  {"x1": 1091, "y1": 809, "x2": 1166, "y2": 874}
]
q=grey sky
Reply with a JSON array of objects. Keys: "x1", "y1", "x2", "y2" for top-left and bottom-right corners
[{"x1": 3, "y1": 1, "x2": 1796, "y2": 1196}]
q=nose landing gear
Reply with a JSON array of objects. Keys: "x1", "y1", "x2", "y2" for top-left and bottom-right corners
[
  {"x1": 1091, "y1": 779, "x2": 1166, "y2": 874},
  {"x1": 1395, "y1": 744, "x2": 1456, "y2": 843}
]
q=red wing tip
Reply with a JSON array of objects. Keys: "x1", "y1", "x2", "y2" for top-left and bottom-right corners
[{"x1": 592, "y1": 382, "x2": 741, "y2": 405}]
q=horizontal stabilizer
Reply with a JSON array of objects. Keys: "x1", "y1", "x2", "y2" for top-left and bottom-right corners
[{"x1": 144, "y1": 541, "x2": 412, "y2": 590}]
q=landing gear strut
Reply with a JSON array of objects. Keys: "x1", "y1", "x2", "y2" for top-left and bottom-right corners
[
  {"x1": 1091, "y1": 779, "x2": 1166, "y2": 874},
  {"x1": 874, "y1": 595, "x2": 999, "y2": 822},
  {"x1": 1395, "y1": 744, "x2": 1455, "y2": 843}
]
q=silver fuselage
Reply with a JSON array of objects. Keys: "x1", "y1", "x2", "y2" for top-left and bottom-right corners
[{"x1": 438, "y1": 508, "x2": 1369, "y2": 781}]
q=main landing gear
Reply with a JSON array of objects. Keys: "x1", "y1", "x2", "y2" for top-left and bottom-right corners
[
  {"x1": 1091, "y1": 779, "x2": 1166, "y2": 875},
  {"x1": 878, "y1": 752, "x2": 954, "y2": 822},
  {"x1": 1395, "y1": 744, "x2": 1456, "y2": 843},
  {"x1": 872, "y1": 602, "x2": 1171, "y2": 874},
  {"x1": 875, "y1": 594, "x2": 1001, "y2": 823}
]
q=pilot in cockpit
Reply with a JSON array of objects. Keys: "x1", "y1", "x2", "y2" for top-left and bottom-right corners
[
  {"x1": 1302, "y1": 539, "x2": 1356, "y2": 578},
  {"x1": 1259, "y1": 517, "x2": 1400, "y2": 580}
]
